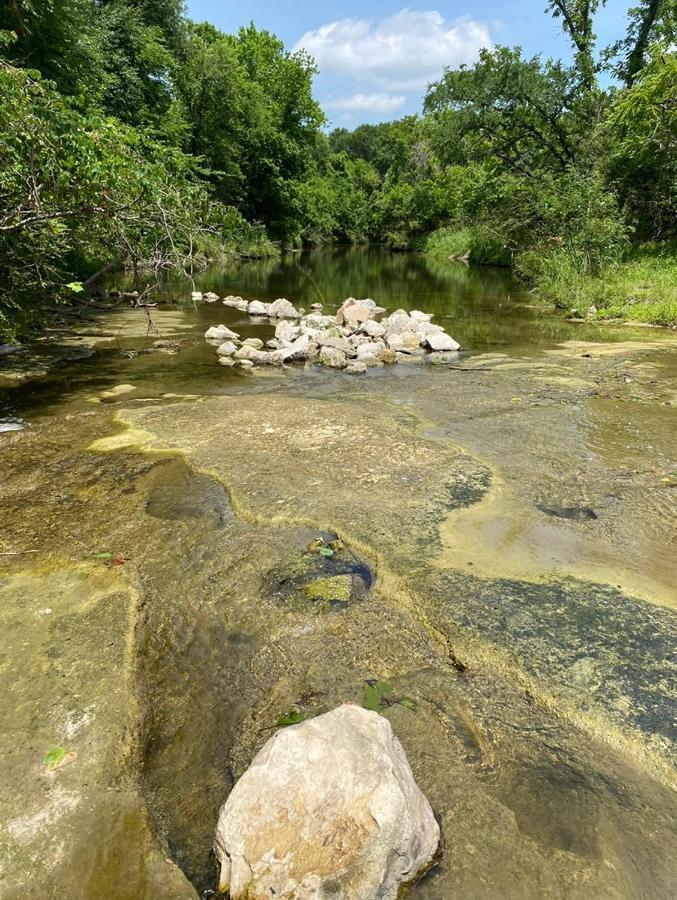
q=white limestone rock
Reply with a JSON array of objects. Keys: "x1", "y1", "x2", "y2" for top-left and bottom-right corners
[
  {"x1": 426, "y1": 332, "x2": 461, "y2": 352},
  {"x1": 319, "y1": 346, "x2": 347, "y2": 369},
  {"x1": 205, "y1": 324, "x2": 240, "y2": 342},
  {"x1": 268, "y1": 298, "x2": 301, "y2": 318},
  {"x1": 215, "y1": 341, "x2": 238, "y2": 357},
  {"x1": 214, "y1": 705, "x2": 439, "y2": 900},
  {"x1": 248, "y1": 300, "x2": 271, "y2": 316}
]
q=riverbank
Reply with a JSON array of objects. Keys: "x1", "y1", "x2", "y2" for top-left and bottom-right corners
[{"x1": 425, "y1": 229, "x2": 677, "y2": 327}]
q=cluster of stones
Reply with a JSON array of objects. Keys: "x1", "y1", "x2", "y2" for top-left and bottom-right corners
[{"x1": 204, "y1": 296, "x2": 460, "y2": 374}]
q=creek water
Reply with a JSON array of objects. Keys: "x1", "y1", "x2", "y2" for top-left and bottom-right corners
[{"x1": 1, "y1": 248, "x2": 676, "y2": 899}]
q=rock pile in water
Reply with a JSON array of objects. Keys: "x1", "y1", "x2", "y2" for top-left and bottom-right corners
[
  {"x1": 204, "y1": 296, "x2": 460, "y2": 372},
  {"x1": 214, "y1": 705, "x2": 440, "y2": 900}
]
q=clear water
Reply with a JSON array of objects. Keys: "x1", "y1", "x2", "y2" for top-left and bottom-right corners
[{"x1": 1, "y1": 249, "x2": 676, "y2": 899}]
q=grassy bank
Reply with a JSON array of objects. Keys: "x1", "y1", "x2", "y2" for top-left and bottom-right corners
[{"x1": 425, "y1": 228, "x2": 677, "y2": 327}]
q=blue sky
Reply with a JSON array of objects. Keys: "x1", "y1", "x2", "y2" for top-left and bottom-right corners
[{"x1": 186, "y1": 1, "x2": 630, "y2": 127}]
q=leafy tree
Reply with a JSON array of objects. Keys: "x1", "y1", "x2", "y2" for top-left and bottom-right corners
[
  {"x1": 425, "y1": 48, "x2": 581, "y2": 176},
  {"x1": 605, "y1": 0, "x2": 676, "y2": 84},
  {"x1": 603, "y1": 47, "x2": 677, "y2": 237}
]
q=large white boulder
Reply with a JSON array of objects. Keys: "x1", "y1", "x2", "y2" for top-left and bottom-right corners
[
  {"x1": 268, "y1": 298, "x2": 301, "y2": 318},
  {"x1": 248, "y1": 300, "x2": 271, "y2": 316},
  {"x1": 317, "y1": 333, "x2": 351, "y2": 354},
  {"x1": 215, "y1": 341, "x2": 238, "y2": 357},
  {"x1": 223, "y1": 296, "x2": 249, "y2": 311},
  {"x1": 205, "y1": 324, "x2": 239, "y2": 342},
  {"x1": 426, "y1": 332, "x2": 460, "y2": 352},
  {"x1": 336, "y1": 298, "x2": 373, "y2": 329},
  {"x1": 214, "y1": 706, "x2": 439, "y2": 899}
]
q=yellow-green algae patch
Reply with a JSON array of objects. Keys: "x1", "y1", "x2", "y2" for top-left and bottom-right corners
[
  {"x1": 301, "y1": 574, "x2": 353, "y2": 603},
  {"x1": 434, "y1": 473, "x2": 677, "y2": 610},
  {"x1": 0, "y1": 564, "x2": 196, "y2": 899},
  {"x1": 87, "y1": 426, "x2": 159, "y2": 453}
]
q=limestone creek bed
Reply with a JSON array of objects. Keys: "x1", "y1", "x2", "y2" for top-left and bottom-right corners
[
  {"x1": 2, "y1": 302, "x2": 677, "y2": 899},
  {"x1": 80, "y1": 391, "x2": 677, "y2": 899}
]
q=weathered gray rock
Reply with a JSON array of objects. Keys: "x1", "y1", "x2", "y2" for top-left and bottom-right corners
[
  {"x1": 218, "y1": 357, "x2": 236, "y2": 367},
  {"x1": 223, "y1": 296, "x2": 249, "y2": 311},
  {"x1": 426, "y1": 332, "x2": 460, "y2": 352},
  {"x1": 378, "y1": 348, "x2": 398, "y2": 365},
  {"x1": 384, "y1": 312, "x2": 418, "y2": 337},
  {"x1": 203, "y1": 291, "x2": 220, "y2": 302},
  {"x1": 234, "y1": 345, "x2": 283, "y2": 366},
  {"x1": 317, "y1": 333, "x2": 351, "y2": 354},
  {"x1": 303, "y1": 314, "x2": 337, "y2": 329},
  {"x1": 310, "y1": 303, "x2": 323, "y2": 311},
  {"x1": 242, "y1": 338, "x2": 264, "y2": 350},
  {"x1": 248, "y1": 300, "x2": 271, "y2": 316},
  {"x1": 191, "y1": 291, "x2": 202, "y2": 301},
  {"x1": 216, "y1": 341, "x2": 238, "y2": 357},
  {"x1": 214, "y1": 705, "x2": 439, "y2": 900},
  {"x1": 268, "y1": 298, "x2": 301, "y2": 318},
  {"x1": 416, "y1": 321, "x2": 445, "y2": 337},
  {"x1": 280, "y1": 333, "x2": 312, "y2": 362},
  {"x1": 275, "y1": 320, "x2": 300, "y2": 343},
  {"x1": 205, "y1": 324, "x2": 239, "y2": 342},
  {"x1": 346, "y1": 361, "x2": 367, "y2": 375},
  {"x1": 236, "y1": 359, "x2": 254, "y2": 369},
  {"x1": 319, "y1": 346, "x2": 347, "y2": 369},
  {"x1": 360, "y1": 319, "x2": 386, "y2": 339},
  {"x1": 393, "y1": 333, "x2": 423, "y2": 352}
]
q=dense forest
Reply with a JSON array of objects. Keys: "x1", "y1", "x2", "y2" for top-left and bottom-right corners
[{"x1": 0, "y1": 0, "x2": 675, "y2": 339}]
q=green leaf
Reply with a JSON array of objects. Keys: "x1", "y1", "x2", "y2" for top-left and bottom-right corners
[
  {"x1": 44, "y1": 747, "x2": 67, "y2": 769},
  {"x1": 276, "y1": 710, "x2": 303, "y2": 727},
  {"x1": 66, "y1": 281, "x2": 85, "y2": 294},
  {"x1": 90, "y1": 551, "x2": 113, "y2": 560},
  {"x1": 318, "y1": 547, "x2": 334, "y2": 558},
  {"x1": 362, "y1": 680, "x2": 393, "y2": 711}
]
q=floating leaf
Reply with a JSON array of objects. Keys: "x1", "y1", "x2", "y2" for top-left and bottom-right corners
[
  {"x1": 44, "y1": 747, "x2": 67, "y2": 769},
  {"x1": 277, "y1": 710, "x2": 303, "y2": 727}
]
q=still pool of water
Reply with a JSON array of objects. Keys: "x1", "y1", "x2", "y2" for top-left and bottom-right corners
[{"x1": 1, "y1": 249, "x2": 676, "y2": 899}]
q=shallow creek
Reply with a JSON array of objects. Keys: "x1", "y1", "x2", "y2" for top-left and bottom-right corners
[{"x1": 1, "y1": 249, "x2": 676, "y2": 899}]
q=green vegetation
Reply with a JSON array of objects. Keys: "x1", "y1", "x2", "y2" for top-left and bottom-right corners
[
  {"x1": 328, "y1": 1, "x2": 677, "y2": 323},
  {"x1": 0, "y1": 0, "x2": 675, "y2": 338}
]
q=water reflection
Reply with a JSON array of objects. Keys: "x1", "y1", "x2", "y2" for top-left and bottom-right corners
[{"x1": 108, "y1": 247, "x2": 668, "y2": 354}]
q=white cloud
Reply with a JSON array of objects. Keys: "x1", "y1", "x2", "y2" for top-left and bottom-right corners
[
  {"x1": 295, "y1": 9, "x2": 493, "y2": 91},
  {"x1": 323, "y1": 92, "x2": 407, "y2": 114}
]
